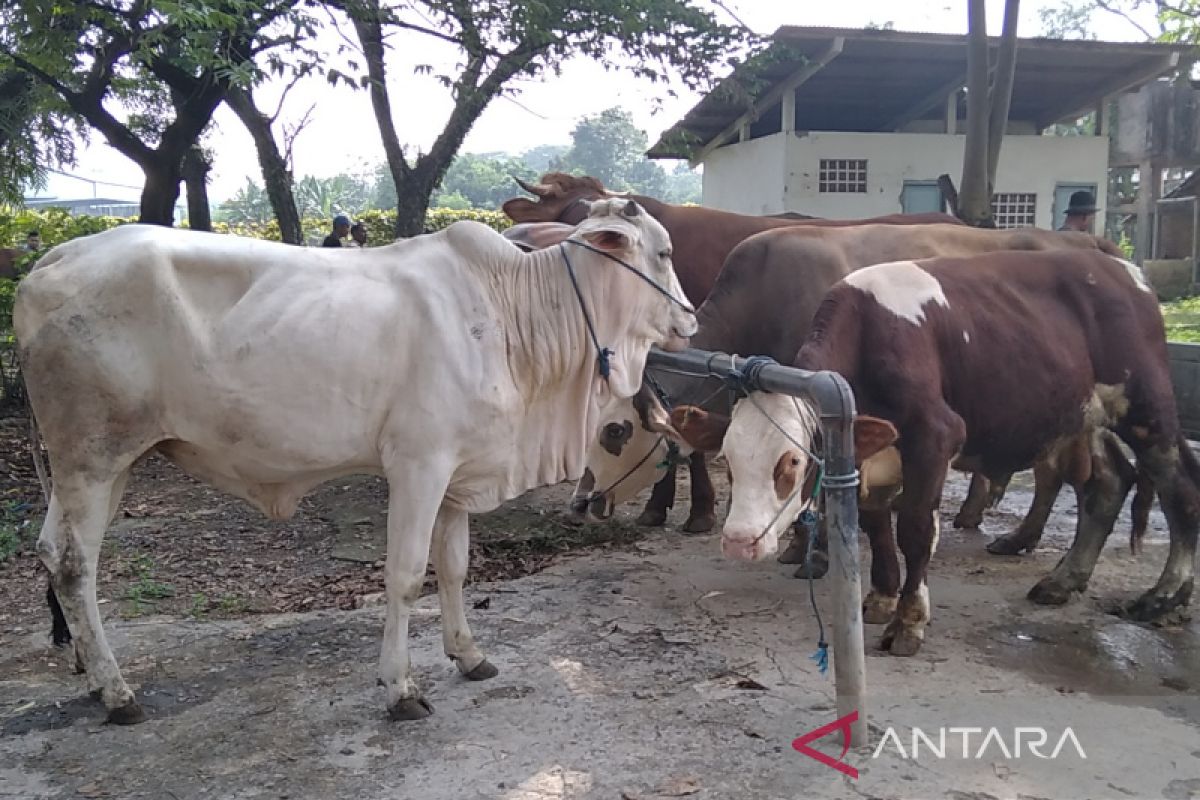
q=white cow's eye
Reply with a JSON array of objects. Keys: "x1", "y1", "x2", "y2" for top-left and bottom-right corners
[
  {"x1": 604, "y1": 423, "x2": 625, "y2": 439},
  {"x1": 791, "y1": 457, "x2": 801, "y2": 467},
  {"x1": 659, "y1": 250, "x2": 672, "y2": 259}
]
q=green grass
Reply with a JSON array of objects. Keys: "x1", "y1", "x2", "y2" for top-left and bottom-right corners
[
  {"x1": 1162, "y1": 297, "x2": 1200, "y2": 343},
  {"x1": 123, "y1": 553, "x2": 175, "y2": 614},
  {"x1": 0, "y1": 501, "x2": 33, "y2": 563}
]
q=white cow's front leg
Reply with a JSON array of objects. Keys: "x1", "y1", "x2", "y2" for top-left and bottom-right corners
[
  {"x1": 380, "y1": 463, "x2": 451, "y2": 721},
  {"x1": 432, "y1": 505, "x2": 496, "y2": 680}
]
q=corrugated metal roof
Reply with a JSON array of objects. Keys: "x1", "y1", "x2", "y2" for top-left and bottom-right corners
[{"x1": 649, "y1": 26, "x2": 1197, "y2": 160}]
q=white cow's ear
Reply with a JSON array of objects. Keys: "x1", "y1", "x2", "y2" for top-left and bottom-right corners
[{"x1": 581, "y1": 227, "x2": 632, "y2": 253}]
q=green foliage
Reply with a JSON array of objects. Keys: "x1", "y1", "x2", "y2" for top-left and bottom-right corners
[
  {"x1": 1039, "y1": 0, "x2": 1100, "y2": 39},
  {"x1": 1162, "y1": 296, "x2": 1200, "y2": 341},
  {"x1": 0, "y1": 500, "x2": 30, "y2": 562},
  {"x1": 434, "y1": 153, "x2": 538, "y2": 209},
  {"x1": 124, "y1": 553, "x2": 175, "y2": 614},
  {"x1": 1158, "y1": 0, "x2": 1200, "y2": 42},
  {"x1": 549, "y1": 107, "x2": 700, "y2": 201},
  {"x1": 0, "y1": 70, "x2": 78, "y2": 206},
  {"x1": 0, "y1": 207, "x2": 127, "y2": 269},
  {"x1": 520, "y1": 144, "x2": 570, "y2": 174},
  {"x1": 295, "y1": 173, "x2": 374, "y2": 219},
  {"x1": 217, "y1": 176, "x2": 274, "y2": 224},
  {"x1": 212, "y1": 207, "x2": 511, "y2": 244}
]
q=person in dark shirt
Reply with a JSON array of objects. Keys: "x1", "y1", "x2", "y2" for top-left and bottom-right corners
[
  {"x1": 322, "y1": 214, "x2": 351, "y2": 247},
  {"x1": 1057, "y1": 191, "x2": 1097, "y2": 233}
]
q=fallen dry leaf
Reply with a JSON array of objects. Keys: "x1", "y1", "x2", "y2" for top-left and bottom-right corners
[{"x1": 656, "y1": 776, "x2": 702, "y2": 796}]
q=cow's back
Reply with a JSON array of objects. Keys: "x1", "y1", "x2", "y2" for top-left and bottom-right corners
[
  {"x1": 696, "y1": 222, "x2": 1115, "y2": 365},
  {"x1": 15, "y1": 223, "x2": 504, "y2": 472},
  {"x1": 808, "y1": 250, "x2": 1166, "y2": 473}
]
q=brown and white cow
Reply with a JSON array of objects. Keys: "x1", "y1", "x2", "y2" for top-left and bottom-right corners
[
  {"x1": 572, "y1": 223, "x2": 1127, "y2": 542},
  {"x1": 708, "y1": 250, "x2": 1200, "y2": 655},
  {"x1": 506, "y1": 174, "x2": 963, "y2": 532}
]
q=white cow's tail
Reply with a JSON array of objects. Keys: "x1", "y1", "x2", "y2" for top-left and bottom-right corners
[{"x1": 22, "y1": 370, "x2": 51, "y2": 505}]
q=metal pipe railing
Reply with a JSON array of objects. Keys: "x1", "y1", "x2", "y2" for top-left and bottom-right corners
[{"x1": 645, "y1": 347, "x2": 868, "y2": 747}]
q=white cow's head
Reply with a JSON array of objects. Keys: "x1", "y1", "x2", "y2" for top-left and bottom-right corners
[
  {"x1": 719, "y1": 393, "x2": 897, "y2": 561},
  {"x1": 569, "y1": 199, "x2": 696, "y2": 398}
]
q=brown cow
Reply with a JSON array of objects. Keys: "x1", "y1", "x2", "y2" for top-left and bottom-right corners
[
  {"x1": 707, "y1": 251, "x2": 1200, "y2": 655},
  {"x1": 503, "y1": 179, "x2": 959, "y2": 532},
  {"x1": 572, "y1": 222, "x2": 1124, "y2": 541},
  {"x1": 501, "y1": 172, "x2": 961, "y2": 306}
]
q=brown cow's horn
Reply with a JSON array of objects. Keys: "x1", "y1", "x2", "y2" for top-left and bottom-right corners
[
  {"x1": 622, "y1": 199, "x2": 639, "y2": 217},
  {"x1": 514, "y1": 176, "x2": 549, "y2": 197}
]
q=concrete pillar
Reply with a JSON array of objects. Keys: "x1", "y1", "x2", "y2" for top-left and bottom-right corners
[
  {"x1": 782, "y1": 88, "x2": 796, "y2": 134},
  {"x1": 1135, "y1": 159, "x2": 1161, "y2": 265}
]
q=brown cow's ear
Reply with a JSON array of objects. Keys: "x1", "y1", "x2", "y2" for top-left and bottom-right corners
[
  {"x1": 853, "y1": 416, "x2": 898, "y2": 466},
  {"x1": 670, "y1": 405, "x2": 730, "y2": 452}
]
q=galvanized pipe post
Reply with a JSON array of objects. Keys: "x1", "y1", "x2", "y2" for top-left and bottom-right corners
[{"x1": 645, "y1": 348, "x2": 868, "y2": 747}]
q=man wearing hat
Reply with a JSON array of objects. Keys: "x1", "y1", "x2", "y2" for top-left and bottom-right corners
[
  {"x1": 322, "y1": 214, "x2": 352, "y2": 247},
  {"x1": 1058, "y1": 190, "x2": 1098, "y2": 233}
]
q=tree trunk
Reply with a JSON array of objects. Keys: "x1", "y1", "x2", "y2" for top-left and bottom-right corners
[
  {"x1": 225, "y1": 87, "x2": 303, "y2": 244},
  {"x1": 395, "y1": 172, "x2": 436, "y2": 237},
  {"x1": 986, "y1": 0, "x2": 1021, "y2": 191},
  {"x1": 350, "y1": 1, "x2": 416, "y2": 240},
  {"x1": 958, "y1": 0, "x2": 993, "y2": 227},
  {"x1": 182, "y1": 146, "x2": 212, "y2": 231},
  {"x1": 139, "y1": 160, "x2": 182, "y2": 226}
]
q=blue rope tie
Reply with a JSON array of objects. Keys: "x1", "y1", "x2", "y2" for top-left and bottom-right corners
[
  {"x1": 799, "y1": 508, "x2": 830, "y2": 677},
  {"x1": 559, "y1": 243, "x2": 613, "y2": 379}
]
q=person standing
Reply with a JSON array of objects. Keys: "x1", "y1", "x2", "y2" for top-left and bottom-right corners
[
  {"x1": 1058, "y1": 191, "x2": 1098, "y2": 233},
  {"x1": 348, "y1": 222, "x2": 368, "y2": 248},
  {"x1": 322, "y1": 214, "x2": 351, "y2": 247}
]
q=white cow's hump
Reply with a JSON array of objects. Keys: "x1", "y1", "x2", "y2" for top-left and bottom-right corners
[{"x1": 842, "y1": 260, "x2": 950, "y2": 325}]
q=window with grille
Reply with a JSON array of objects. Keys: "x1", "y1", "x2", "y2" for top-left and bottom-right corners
[
  {"x1": 991, "y1": 192, "x2": 1037, "y2": 228},
  {"x1": 819, "y1": 159, "x2": 868, "y2": 193}
]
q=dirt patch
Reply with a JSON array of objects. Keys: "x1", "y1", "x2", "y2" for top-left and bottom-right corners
[{"x1": 0, "y1": 410, "x2": 652, "y2": 636}]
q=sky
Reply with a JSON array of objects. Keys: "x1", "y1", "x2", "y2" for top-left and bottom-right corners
[{"x1": 36, "y1": 0, "x2": 1159, "y2": 205}]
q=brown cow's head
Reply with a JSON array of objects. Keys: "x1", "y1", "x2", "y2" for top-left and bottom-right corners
[{"x1": 502, "y1": 173, "x2": 616, "y2": 226}]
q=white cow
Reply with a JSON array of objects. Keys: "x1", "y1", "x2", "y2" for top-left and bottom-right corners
[{"x1": 15, "y1": 198, "x2": 695, "y2": 724}]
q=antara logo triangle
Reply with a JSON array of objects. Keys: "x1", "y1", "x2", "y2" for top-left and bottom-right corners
[{"x1": 791, "y1": 711, "x2": 860, "y2": 779}]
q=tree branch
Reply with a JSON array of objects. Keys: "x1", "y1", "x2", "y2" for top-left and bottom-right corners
[
  {"x1": 347, "y1": 0, "x2": 411, "y2": 181},
  {"x1": 422, "y1": 42, "x2": 544, "y2": 177},
  {"x1": 1097, "y1": 0, "x2": 1160, "y2": 38},
  {"x1": 1, "y1": 47, "x2": 156, "y2": 167}
]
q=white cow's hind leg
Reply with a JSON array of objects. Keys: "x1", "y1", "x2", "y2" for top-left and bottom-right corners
[
  {"x1": 38, "y1": 471, "x2": 142, "y2": 724},
  {"x1": 380, "y1": 463, "x2": 451, "y2": 721},
  {"x1": 432, "y1": 505, "x2": 496, "y2": 680}
]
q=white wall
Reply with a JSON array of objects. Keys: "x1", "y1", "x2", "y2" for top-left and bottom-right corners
[
  {"x1": 701, "y1": 133, "x2": 787, "y2": 214},
  {"x1": 701, "y1": 131, "x2": 1109, "y2": 228}
]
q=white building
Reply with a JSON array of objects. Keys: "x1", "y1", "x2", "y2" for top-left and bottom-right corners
[{"x1": 648, "y1": 27, "x2": 1189, "y2": 232}]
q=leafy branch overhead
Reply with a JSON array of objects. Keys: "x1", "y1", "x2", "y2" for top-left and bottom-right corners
[{"x1": 330, "y1": 0, "x2": 756, "y2": 238}]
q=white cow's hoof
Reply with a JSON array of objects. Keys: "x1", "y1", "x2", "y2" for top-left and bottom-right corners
[
  {"x1": 463, "y1": 659, "x2": 499, "y2": 681},
  {"x1": 388, "y1": 696, "x2": 434, "y2": 721},
  {"x1": 106, "y1": 700, "x2": 146, "y2": 725}
]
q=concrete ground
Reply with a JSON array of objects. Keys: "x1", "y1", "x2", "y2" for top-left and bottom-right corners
[{"x1": 2, "y1": 471, "x2": 1200, "y2": 800}]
